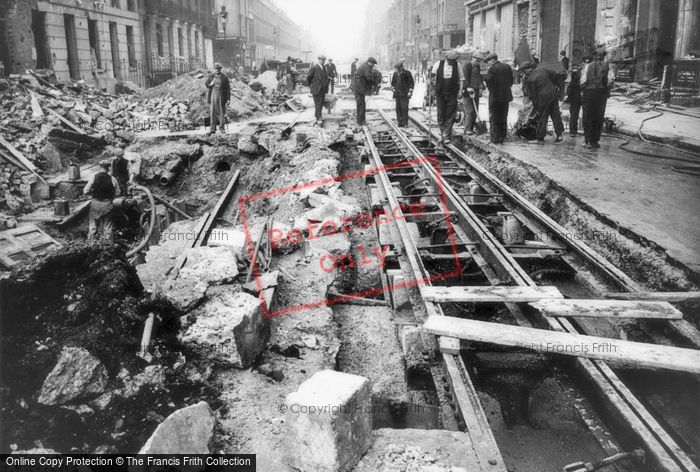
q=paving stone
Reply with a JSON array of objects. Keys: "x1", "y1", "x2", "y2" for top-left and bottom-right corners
[
  {"x1": 285, "y1": 370, "x2": 373, "y2": 472},
  {"x1": 38, "y1": 347, "x2": 108, "y2": 406}
]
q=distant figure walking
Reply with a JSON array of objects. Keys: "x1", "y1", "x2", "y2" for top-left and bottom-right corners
[
  {"x1": 326, "y1": 58, "x2": 338, "y2": 94},
  {"x1": 206, "y1": 63, "x2": 230, "y2": 135},
  {"x1": 350, "y1": 58, "x2": 359, "y2": 89},
  {"x1": 565, "y1": 68, "x2": 582, "y2": 137},
  {"x1": 391, "y1": 60, "x2": 414, "y2": 127},
  {"x1": 483, "y1": 53, "x2": 513, "y2": 144},
  {"x1": 307, "y1": 54, "x2": 330, "y2": 126},
  {"x1": 559, "y1": 50, "x2": 570, "y2": 71}
]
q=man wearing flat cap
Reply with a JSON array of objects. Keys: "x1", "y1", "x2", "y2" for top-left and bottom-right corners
[
  {"x1": 83, "y1": 159, "x2": 120, "y2": 241},
  {"x1": 391, "y1": 60, "x2": 414, "y2": 127},
  {"x1": 352, "y1": 57, "x2": 378, "y2": 126},
  {"x1": 483, "y1": 53, "x2": 513, "y2": 144},
  {"x1": 307, "y1": 55, "x2": 330, "y2": 126},
  {"x1": 462, "y1": 52, "x2": 485, "y2": 135},
  {"x1": 522, "y1": 61, "x2": 564, "y2": 143},
  {"x1": 580, "y1": 45, "x2": 614, "y2": 148},
  {"x1": 206, "y1": 63, "x2": 230, "y2": 135},
  {"x1": 431, "y1": 49, "x2": 464, "y2": 144}
]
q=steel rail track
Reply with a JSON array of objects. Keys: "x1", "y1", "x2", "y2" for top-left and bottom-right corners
[{"x1": 367, "y1": 109, "x2": 699, "y2": 472}]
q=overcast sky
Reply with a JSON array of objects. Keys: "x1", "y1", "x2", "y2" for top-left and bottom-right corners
[{"x1": 274, "y1": 0, "x2": 372, "y2": 65}]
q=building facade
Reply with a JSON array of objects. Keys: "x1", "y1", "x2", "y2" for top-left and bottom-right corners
[
  {"x1": 466, "y1": 0, "x2": 700, "y2": 85},
  {"x1": 363, "y1": 0, "x2": 466, "y2": 69},
  {"x1": 0, "y1": 0, "x2": 218, "y2": 91}
]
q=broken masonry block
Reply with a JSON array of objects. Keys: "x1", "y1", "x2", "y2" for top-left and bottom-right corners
[
  {"x1": 285, "y1": 370, "x2": 373, "y2": 472},
  {"x1": 139, "y1": 401, "x2": 216, "y2": 454},
  {"x1": 182, "y1": 291, "x2": 269, "y2": 368}
]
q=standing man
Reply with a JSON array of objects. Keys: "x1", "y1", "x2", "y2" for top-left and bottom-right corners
[
  {"x1": 581, "y1": 46, "x2": 614, "y2": 149},
  {"x1": 83, "y1": 160, "x2": 120, "y2": 241},
  {"x1": 205, "y1": 63, "x2": 230, "y2": 135},
  {"x1": 111, "y1": 150, "x2": 129, "y2": 197},
  {"x1": 326, "y1": 58, "x2": 338, "y2": 94},
  {"x1": 462, "y1": 51, "x2": 484, "y2": 135},
  {"x1": 559, "y1": 50, "x2": 570, "y2": 72},
  {"x1": 307, "y1": 54, "x2": 330, "y2": 126},
  {"x1": 352, "y1": 57, "x2": 378, "y2": 127},
  {"x1": 564, "y1": 67, "x2": 582, "y2": 137},
  {"x1": 391, "y1": 60, "x2": 414, "y2": 127},
  {"x1": 483, "y1": 53, "x2": 513, "y2": 144},
  {"x1": 285, "y1": 56, "x2": 297, "y2": 94},
  {"x1": 350, "y1": 58, "x2": 359, "y2": 89},
  {"x1": 522, "y1": 61, "x2": 564, "y2": 143},
  {"x1": 431, "y1": 50, "x2": 464, "y2": 144}
]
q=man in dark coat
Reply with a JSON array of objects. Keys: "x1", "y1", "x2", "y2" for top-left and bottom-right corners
[
  {"x1": 581, "y1": 47, "x2": 613, "y2": 148},
  {"x1": 325, "y1": 58, "x2": 338, "y2": 94},
  {"x1": 462, "y1": 51, "x2": 484, "y2": 135},
  {"x1": 391, "y1": 60, "x2": 414, "y2": 127},
  {"x1": 352, "y1": 57, "x2": 378, "y2": 126},
  {"x1": 350, "y1": 58, "x2": 359, "y2": 89},
  {"x1": 206, "y1": 63, "x2": 231, "y2": 134},
  {"x1": 483, "y1": 53, "x2": 513, "y2": 144},
  {"x1": 431, "y1": 49, "x2": 464, "y2": 144},
  {"x1": 565, "y1": 68, "x2": 582, "y2": 137},
  {"x1": 522, "y1": 62, "x2": 564, "y2": 142},
  {"x1": 307, "y1": 54, "x2": 330, "y2": 126}
]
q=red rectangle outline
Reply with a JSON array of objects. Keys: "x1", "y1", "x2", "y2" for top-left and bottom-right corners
[{"x1": 238, "y1": 155, "x2": 463, "y2": 318}]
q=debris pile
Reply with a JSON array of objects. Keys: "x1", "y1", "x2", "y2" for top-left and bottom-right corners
[
  {"x1": 0, "y1": 242, "x2": 220, "y2": 453},
  {"x1": 0, "y1": 165, "x2": 36, "y2": 213}
]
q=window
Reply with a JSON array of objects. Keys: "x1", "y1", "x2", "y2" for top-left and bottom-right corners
[
  {"x1": 195, "y1": 31, "x2": 200, "y2": 58},
  {"x1": 156, "y1": 23, "x2": 164, "y2": 56},
  {"x1": 178, "y1": 28, "x2": 184, "y2": 57},
  {"x1": 127, "y1": 0, "x2": 136, "y2": 11},
  {"x1": 88, "y1": 19, "x2": 102, "y2": 68},
  {"x1": 126, "y1": 25, "x2": 136, "y2": 67},
  {"x1": 31, "y1": 10, "x2": 51, "y2": 70},
  {"x1": 111, "y1": 0, "x2": 120, "y2": 8}
]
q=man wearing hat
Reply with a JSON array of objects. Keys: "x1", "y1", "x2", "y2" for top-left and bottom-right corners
[
  {"x1": 325, "y1": 58, "x2": 338, "y2": 94},
  {"x1": 307, "y1": 55, "x2": 330, "y2": 126},
  {"x1": 580, "y1": 46, "x2": 614, "y2": 148},
  {"x1": 83, "y1": 159, "x2": 120, "y2": 241},
  {"x1": 462, "y1": 51, "x2": 484, "y2": 135},
  {"x1": 522, "y1": 61, "x2": 564, "y2": 143},
  {"x1": 206, "y1": 63, "x2": 230, "y2": 135},
  {"x1": 431, "y1": 49, "x2": 464, "y2": 144},
  {"x1": 352, "y1": 57, "x2": 378, "y2": 126},
  {"x1": 483, "y1": 53, "x2": 513, "y2": 144},
  {"x1": 391, "y1": 60, "x2": 414, "y2": 127}
]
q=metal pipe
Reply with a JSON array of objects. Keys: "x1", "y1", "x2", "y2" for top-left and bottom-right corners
[{"x1": 126, "y1": 185, "x2": 157, "y2": 258}]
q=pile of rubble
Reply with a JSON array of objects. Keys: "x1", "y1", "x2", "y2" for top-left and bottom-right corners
[
  {"x1": 0, "y1": 165, "x2": 36, "y2": 213},
  {"x1": 0, "y1": 242, "x2": 220, "y2": 453}
]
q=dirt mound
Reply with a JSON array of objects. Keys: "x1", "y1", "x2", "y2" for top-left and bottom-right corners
[
  {"x1": 0, "y1": 242, "x2": 220, "y2": 453},
  {"x1": 137, "y1": 70, "x2": 267, "y2": 125}
]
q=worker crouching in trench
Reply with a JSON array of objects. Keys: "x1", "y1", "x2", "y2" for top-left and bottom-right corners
[
  {"x1": 83, "y1": 159, "x2": 120, "y2": 241},
  {"x1": 206, "y1": 63, "x2": 231, "y2": 135}
]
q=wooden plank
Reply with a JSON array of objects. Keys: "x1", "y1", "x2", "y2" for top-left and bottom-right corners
[
  {"x1": 0, "y1": 137, "x2": 38, "y2": 171},
  {"x1": 422, "y1": 285, "x2": 563, "y2": 303},
  {"x1": 604, "y1": 291, "x2": 700, "y2": 303},
  {"x1": 46, "y1": 108, "x2": 85, "y2": 134},
  {"x1": 423, "y1": 316, "x2": 700, "y2": 374},
  {"x1": 194, "y1": 169, "x2": 240, "y2": 247},
  {"x1": 530, "y1": 299, "x2": 683, "y2": 320}
]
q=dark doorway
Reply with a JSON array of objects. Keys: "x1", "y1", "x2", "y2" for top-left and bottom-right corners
[
  {"x1": 539, "y1": 0, "x2": 561, "y2": 63},
  {"x1": 109, "y1": 21, "x2": 121, "y2": 80},
  {"x1": 571, "y1": 0, "x2": 596, "y2": 66},
  {"x1": 88, "y1": 19, "x2": 101, "y2": 69},
  {"x1": 657, "y1": 0, "x2": 678, "y2": 69},
  {"x1": 63, "y1": 14, "x2": 80, "y2": 80},
  {"x1": 31, "y1": 10, "x2": 51, "y2": 70}
]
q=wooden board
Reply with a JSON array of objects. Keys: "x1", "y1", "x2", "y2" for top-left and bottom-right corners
[
  {"x1": 422, "y1": 285, "x2": 563, "y2": 303},
  {"x1": 603, "y1": 291, "x2": 700, "y2": 303},
  {"x1": 530, "y1": 299, "x2": 683, "y2": 320},
  {"x1": 423, "y1": 315, "x2": 700, "y2": 374},
  {"x1": 47, "y1": 108, "x2": 85, "y2": 134},
  {"x1": 0, "y1": 137, "x2": 38, "y2": 171},
  {"x1": 0, "y1": 224, "x2": 61, "y2": 268}
]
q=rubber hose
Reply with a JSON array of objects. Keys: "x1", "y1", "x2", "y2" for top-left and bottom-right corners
[{"x1": 126, "y1": 185, "x2": 157, "y2": 258}]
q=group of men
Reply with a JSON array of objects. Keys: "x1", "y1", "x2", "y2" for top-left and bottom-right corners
[{"x1": 426, "y1": 46, "x2": 614, "y2": 149}]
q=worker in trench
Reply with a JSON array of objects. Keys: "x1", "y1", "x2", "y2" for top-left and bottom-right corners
[
  {"x1": 83, "y1": 159, "x2": 120, "y2": 241},
  {"x1": 206, "y1": 62, "x2": 231, "y2": 135}
]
